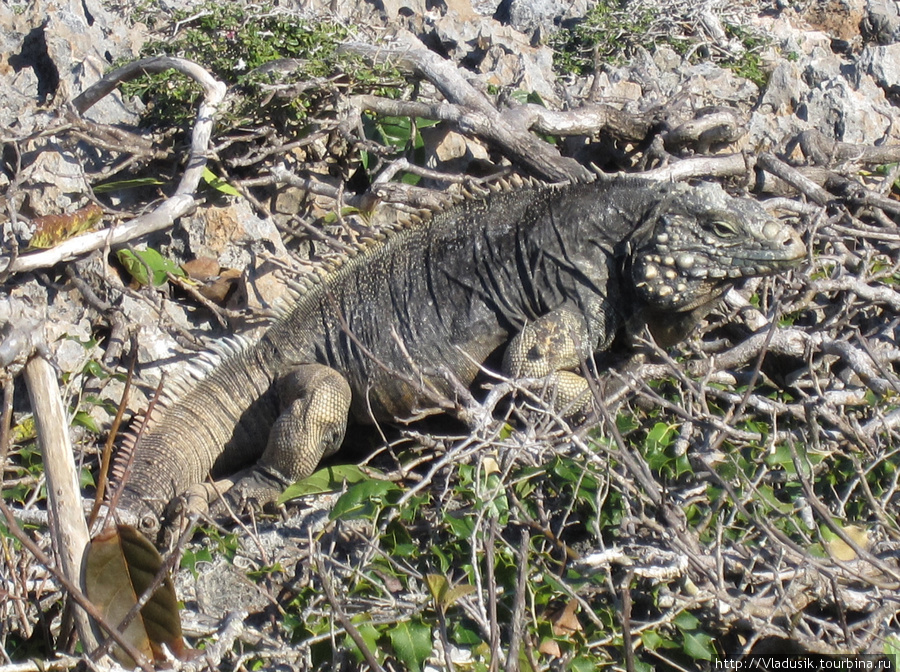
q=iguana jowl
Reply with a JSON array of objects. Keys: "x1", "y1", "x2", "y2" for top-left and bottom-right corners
[{"x1": 111, "y1": 178, "x2": 805, "y2": 537}]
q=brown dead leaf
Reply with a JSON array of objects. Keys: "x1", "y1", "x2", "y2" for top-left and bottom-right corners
[
  {"x1": 551, "y1": 598, "x2": 582, "y2": 636},
  {"x1": 182, "y1": 257, "x2": 241, "y2": 303},
  {"x1": 29, "y1": 204, "x2": 102, "y2": 248},
  {"x1": 538, "y1": 638, "x2": 561, "y2": 657},
  {"x1": 197, "y1": 268, "x2": 241, "y2": 304},
  {"x1": 83, "y1": 525, "x2": 192, "y2": 667},
  {"x1": 181, "y1": 256, "x2": 221, "y2": 281}
]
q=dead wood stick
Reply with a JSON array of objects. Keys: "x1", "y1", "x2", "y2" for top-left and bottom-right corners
[
  {"x1": 794, "y1": 129, "x2": 900, "y2": 166},
  {"x1": 637, "y1": 153, "x2": 751, "y2": 182},
  {"x1": 3, "y1": 57, "x2": 226, "y2": 275},
  {"x1": 21, "y1": 356, "x2": 98, "y2": 652},
  {"x1": 342, "y1": 36, "x2": 591, "y2": 183},
  {"x1": 757, "y1": 152, "x2": 833, "y2": 206},
  {"x1": 498, "y1": 101, "x2": 653, "y2": 141}
]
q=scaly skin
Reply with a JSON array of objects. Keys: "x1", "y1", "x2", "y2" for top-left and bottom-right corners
[{"x1": 111, "y1": 178, "x2": 805, "y2": 540}]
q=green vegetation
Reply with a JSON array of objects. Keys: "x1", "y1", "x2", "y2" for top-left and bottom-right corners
[
  {"x1": 721, "y1": 23, "x2": 771, "y2": 87},
  {"x1": 121, "y1": 3, "x2": 401, "y2": 131},
  {"x1": 551, "y1": 0, "x2": 657, "y2": 74},
  {"x1": 551, "y1": 1, "x2": 773, "y2": 87}
]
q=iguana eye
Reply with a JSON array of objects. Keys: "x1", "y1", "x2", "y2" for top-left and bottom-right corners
[{"x1": 711, "y1": 220, "x2": 739, "y2": 238}]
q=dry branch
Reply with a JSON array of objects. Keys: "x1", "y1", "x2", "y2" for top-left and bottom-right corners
[
  {"x1": 342, "y1": 34, "x2": 592, "y2": 183},
  {"x1": 2, "y1": 57, "x2": 226, "y2": 276},
  {"x1": 794, "y1": 129, "x2": 900, "y2": 166},
  {"x1": 20, "y1": 356, "x2": 98, "y2": 653}
]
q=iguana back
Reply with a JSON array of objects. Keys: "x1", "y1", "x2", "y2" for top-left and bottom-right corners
[{"x1": 111, "y1": 178, "x2": 805, "y2": 536}]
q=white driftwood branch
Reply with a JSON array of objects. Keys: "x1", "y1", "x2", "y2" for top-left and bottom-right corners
[
  {"x1": 21, "y1": 356, "x2": 99, "y2": 652},
  {"x1": 3, "y1": 57, "x2": 226, "y2": 275},
  {"x1": 342, "y1": 34, "x2": 592, "y2": 183}
]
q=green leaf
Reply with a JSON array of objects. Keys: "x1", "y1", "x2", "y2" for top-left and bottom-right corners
[
  {"x1": 426, "y1": 574, "x2": 476, "y2": 611},
  {"x1": 330, "y1": 478, "x2": 400, "y2": 521},
  {"x1": 646, "y1": 421, "x2": 675, "y2": 448},
  {"x1": 344, "y1": 619, "x2": 381, "y2": 664},
  {"x1": 445, "y1": 511, "x2": 475, "y2": 538},
  {"x1": 387, "y1": 619, "x2": 432, "y2": 672},
  {"x1": 181, "y1": 546, "x2": 213, "y2": 576},
  {"x1": 279, "y1": 464, "x2": 373, "y2": 503},
  {"x1": 641, "y1": 628, "x2": 679, "y2": 651},
  {"x1": 93, "y1": 177, "x2": 166, "y2": 193},
  {"x1": 672, "y1": 610, "x2": 701, "y2": 630},
  {"x1": 72, "y1": 410, "x2": 100, "y2": 434},
  {"x1": 570, "y1": 657, "x2": 602, "y2": 672},
  {"x1": 681, "y1": 629, "x2": 715, "y2": 660},
  {"x1": 116, "y1": 248, "x2": 185, "y2": 287},
  {"x1": 426, "y1": 574, "x2": 449, "y2": 602},
  {"x1": 450, "y1": 621, "x2": 483, "y2": 646},
  {"x1": 201, "y1": 166, "x2": 241, "y2": 196}
]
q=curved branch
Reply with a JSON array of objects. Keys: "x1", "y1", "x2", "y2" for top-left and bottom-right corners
[
  {"x1": 504, "y1": 102, "x2": 653, "y2": 142},
  {"x1": 3, "y1": 57, "x2": 227, "y2": 276},
  {"x1": 342, "y1": 35, "x2": 592, "y2": 183},
  {"x1": 793, "y1": 129, "x2": 900, "y2": 167}
]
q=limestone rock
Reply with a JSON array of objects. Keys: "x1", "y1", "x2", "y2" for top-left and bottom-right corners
[
  {"x1": 862, "y1": 0, "x2": 900, "y2": 44},
  {"x1": 18, "y1": 145, "x2": 87, "y2": 217},
  {"x1": 493, "y1": 0, "x2": 591, "y2": 36},
  {"x1": 421, "y1": 126, "x2": 490, "y2": 175},
  {"x1": 427, "y1": 0, "x2": 563, "y2": 104},
  {"x1": 176, "y1": 200, "x2": 290, "y2": 271},
  {"x1": 857, "y1": 43, "x2": 900, "y2": 95},
  {"x1": 0, "y1": 0, "x2": 143, "y2": 129}
]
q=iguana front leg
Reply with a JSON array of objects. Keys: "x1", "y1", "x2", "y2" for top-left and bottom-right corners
[
  {"x1": 184, "y1": 363, "x2": 352, "y2": 519},
  {"x1": 502, "y1": 306, "x2": 596, "y2": 416}
]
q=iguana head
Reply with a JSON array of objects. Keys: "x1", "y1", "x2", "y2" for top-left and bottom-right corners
[{"x1": 628, "y1": 181, "x2": 805, "y2": 313}]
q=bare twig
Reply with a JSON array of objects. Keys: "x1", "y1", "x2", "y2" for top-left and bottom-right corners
[
  {"x1": 315, "y1": 555, "x2": 386, "y2": 672},
  {"x1": 21, "y1": 357, "x2": 97, "y2": 652},
  {"x1": 342, "y1": 35, "x2": 592, "y2": 183},
  {"x1": 3, "y1": 57, "x2": 226, "y2": 275}
]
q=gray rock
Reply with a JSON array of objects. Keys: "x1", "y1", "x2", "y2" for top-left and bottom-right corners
[
  {"x1": 0, "y1": 0, "x2": 143, "y2": 128},
  {"x1": 494, "y1": 0, "x2": 564, "y2": 34},
  {"x1": 863, "y1": 0, "x2": 900, "y2": 44},
  {"x1": 427, "y1": 1, "x2": 563, "y2": 105},
  {"x1": 758, "y1": 60, "x2": 809, "y2": 116},
  {"x1": 857, "y1": 43, "x2": 900, "y2": 95},
  {"x1": 19, "y1": 145, "x2": 86, "y2": 216},
  {"x1": 186, "y1": 559, "x2": 271, "y2": 618},
  {"x1": 798, "y1": 76, "x2": 892, "y2": 144},
  {"x1": 493, "y1": 0, "x2": 591, "y2": 36}
]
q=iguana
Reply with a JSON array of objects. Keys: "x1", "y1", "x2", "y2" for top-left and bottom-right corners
[{"x1": 110, "y1": 177, "x2": 805, "y2": 539}]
